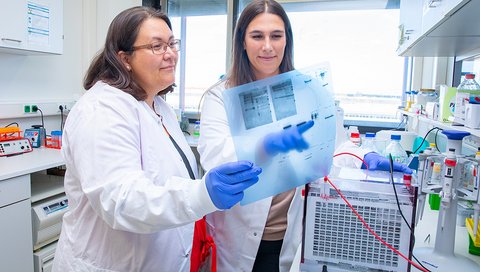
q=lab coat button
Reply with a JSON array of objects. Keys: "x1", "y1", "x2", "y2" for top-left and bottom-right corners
[{"x1": 253, "y1": 232, "x2": 257, "y2": 236}]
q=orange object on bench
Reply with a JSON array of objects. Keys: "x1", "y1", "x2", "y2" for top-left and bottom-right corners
[{"x1": 0, "y1": 127, "x2": 22, "y2": 141}]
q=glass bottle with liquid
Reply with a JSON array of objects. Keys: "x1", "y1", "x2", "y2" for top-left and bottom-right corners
[{"x1": 384, "y1": 134, "x2": 408, "y2": 164}]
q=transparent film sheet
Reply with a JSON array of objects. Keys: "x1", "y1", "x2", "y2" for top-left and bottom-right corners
[{"x1": 222, "y1": 67, "x2": 336, "y2": 205}]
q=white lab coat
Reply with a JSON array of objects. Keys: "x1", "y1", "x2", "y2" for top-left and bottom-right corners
[
  {"x1": 198, "y1": 80, "x2": 367, "y2": 272},
  {"x1": 52, "y1": 81, "x2": 217, "y2": 272}
]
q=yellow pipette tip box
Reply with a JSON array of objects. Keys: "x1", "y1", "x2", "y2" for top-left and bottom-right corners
[{"x1": 466, "y1": 218, "x2": 480, "y2": 248}]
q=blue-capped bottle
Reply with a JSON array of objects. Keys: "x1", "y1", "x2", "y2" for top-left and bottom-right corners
[
  {"x1": 385, "y1": 134, "x2": 408, "y2": 164},
  {"x1": 193, "y1": 121, "x2": 200, "y2": 137},
  {"x1": 362, "y1": 132, "x2": 379, "y2": 153}
]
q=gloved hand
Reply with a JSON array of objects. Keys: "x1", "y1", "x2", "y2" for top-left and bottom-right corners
[
  {"x1": 361, "y1": 152, "x2": 413, "y2": 174},
  {"x1": 205, "y1": 160, "x2": 262, "y2": 209},
  {"x1": 263, "y1": 120, "x2": 314, "y2": 156}
]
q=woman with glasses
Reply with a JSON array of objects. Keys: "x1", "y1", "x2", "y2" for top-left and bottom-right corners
[
  {"x1": 198, "y1": 1, "x2": 412, "y2": 271},
  {"x1": 52, "y1": 6, "x2": 261, "y2": 272}
]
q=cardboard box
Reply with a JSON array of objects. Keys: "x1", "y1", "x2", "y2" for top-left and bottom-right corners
[{"x1": 438, "y1": 85, "x2": 456, "y2": 123}]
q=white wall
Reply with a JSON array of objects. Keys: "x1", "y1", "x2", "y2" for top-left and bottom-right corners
[
  {"x1": 0, "y1": 0, "x2": 140, "y2": 131},
  {"x1": 0, "y1": 1, "x2": 84, "y2": 103},
  {"x1": 95, "y1": 0, "x2": 142, "y2": 50}
]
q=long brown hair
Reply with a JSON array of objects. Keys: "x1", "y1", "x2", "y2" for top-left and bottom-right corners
[
  {"x1": 83, "y1": 6, "x2": 174, "y2": 100},
  {"x1": 226, "y1": 0, "x2": 294, "y2": 88}
]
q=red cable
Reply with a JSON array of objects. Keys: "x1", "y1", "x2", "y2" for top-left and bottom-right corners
[
  {"x1": 322, "y1": 175, "x2": 427, "y2": 272},
  {"x1": 333, "y1": 152, "x2": 369, "y2": 169}
]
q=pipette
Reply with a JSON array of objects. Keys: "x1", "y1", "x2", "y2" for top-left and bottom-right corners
[{"x1": 440, "y1": 148, "x2": 457, "y2": 229}]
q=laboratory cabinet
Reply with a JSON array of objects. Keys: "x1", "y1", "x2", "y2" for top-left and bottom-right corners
[
  {"x1": 0, "y1": 148, "x2": 64, "y2": 272},
  {"x1": 421, "y1": 0, "x2": 465, "y2": 33},
  {"x1": 398, "y1": 0, "x2": 480, "y2": 57},
  {"x1": 397, "y1": 0, "x2": 423, "y2": 54},
  {"x1": 0, "y1": 0, "x2": 63, "y2": 55},
  {"x1": 0, "y1": 175, "x2": 34, "y2": 272}
]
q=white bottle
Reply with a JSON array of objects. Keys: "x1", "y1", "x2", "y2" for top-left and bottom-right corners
[
  {"x1": 384, "y1": 134, "x2": 408, "y2": 164},
  {"x1": 455, "y1": 73, "x2": 480, "y2": 124},
  {"x1": 350, "y1": 132, "x2": 361, "y2": 146},
  {"x1": 362, "y1": 132, "x2": 379, "y2": 153}
]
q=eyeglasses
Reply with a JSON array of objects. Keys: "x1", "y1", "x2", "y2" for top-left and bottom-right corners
[{"x1": 131, "y1": 39, "x2": 181, "y2": 55}]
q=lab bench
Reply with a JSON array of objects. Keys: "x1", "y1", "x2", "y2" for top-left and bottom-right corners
[{"x1": 0, "y1": 147, "x2": 64, "y2": 272}]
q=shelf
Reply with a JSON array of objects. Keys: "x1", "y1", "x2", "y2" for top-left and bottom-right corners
[
  {"x1": 30, "y1": 172, "x2": 64, "y2": 203},
  {"x1": 399, "y1": 110, "x2": 480, "y2": 138}
]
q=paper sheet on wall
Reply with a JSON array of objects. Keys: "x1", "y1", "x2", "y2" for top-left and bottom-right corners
[
  {"x1": 27, "y1": 2, "x2": 51, "y2": 46},
  {"x1": 222, "y1": 65, "x2": 336, "y2": 205}
]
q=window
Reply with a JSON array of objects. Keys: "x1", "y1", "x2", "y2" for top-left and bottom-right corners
[
  {"x1": 459, "y1": 58, "x2": 480, "y2": 82},
  {"x1": 166, "y1": 0, "x2": 228, "y2": 112},
  {"x1": 167, "y1": 0, "x2": 406, "y2": 128},
  {"x1": 285, "y1": 8, "x2": 404, "y2": 127}
]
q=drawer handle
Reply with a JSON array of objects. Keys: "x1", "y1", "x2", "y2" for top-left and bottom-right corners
[{"x1": 1, "y1": 38, "x2": 22, "y2": 43}]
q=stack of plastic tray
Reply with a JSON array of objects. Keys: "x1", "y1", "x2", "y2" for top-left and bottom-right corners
[
  {"x1": 45, "y1": 138, "x2": 61, "y2": 149},
  {"x1": 0, "y1": 127, "x2": 21, "y2": 141}
]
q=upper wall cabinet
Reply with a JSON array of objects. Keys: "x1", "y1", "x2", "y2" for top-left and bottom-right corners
[
  {"x1": 397, "y1": 0, "x2": 480, "y2": 57},
  {"x1": 397, "y1": 0, "x2": 423, "y2": 54},
  {"x1": 0, "y1": 0, "x2": 63, "y2": 55}
]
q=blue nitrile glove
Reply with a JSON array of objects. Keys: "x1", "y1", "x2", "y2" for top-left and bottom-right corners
[
  {"x1": 361, "y1": 152, "x2": 413, "y2": 174},
  {"x1": 205, "y1": 160, "x2": 262, "y2": 209},
  {"x1": 263, "y1": 120, "x2": 315, "y2": 156}
]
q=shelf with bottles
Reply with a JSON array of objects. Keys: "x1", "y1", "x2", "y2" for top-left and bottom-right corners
[{"x1": 398, "y1": 109, "x2": 480, "y2": 138}]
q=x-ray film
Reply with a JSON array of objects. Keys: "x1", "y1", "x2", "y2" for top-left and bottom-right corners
[{"x1": 222, "y1": 66, "x2": 336, "y2": 205}]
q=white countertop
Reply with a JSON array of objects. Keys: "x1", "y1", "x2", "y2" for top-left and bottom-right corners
[
  {"x1": 0, "y1": 134, "x2": 197, "y2": 181},
  {"x1": 0, "y1": 147, "x2": 64, "y2": 181}
]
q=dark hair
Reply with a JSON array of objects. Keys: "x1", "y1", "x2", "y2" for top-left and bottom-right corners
[
  {"x1": 83, "y1": 6, "x2": 174, "y2": 100},
  {"x1": 226, "y1": 0, "x2": 294, "y2": 88}
]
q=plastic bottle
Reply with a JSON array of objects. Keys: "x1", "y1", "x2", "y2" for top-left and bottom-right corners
[
  {"x1": 455, "y1": 74, "x2": 480, "y2": 124},
  {"x1": 193, "y1": 121, "x2": 200, "y2": 137},
  {"x1": 384, "y1": 134, "x2": 408, "y2": 164},
  {"x1": 404, "y1": 91, "x2": 412, "y2": 111},
  {"x1": 350, "y1": 132, "x2": 361, "y2": 146},
  {"x1": 362, "y1": 132, "x2": 378, "y2": 153},
  {"x1": 51, "y1": 130, "x2": 62, "y2": 148},
  {"x1": 458, "y1": 74, "x2": 480, "y2": 104}
]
